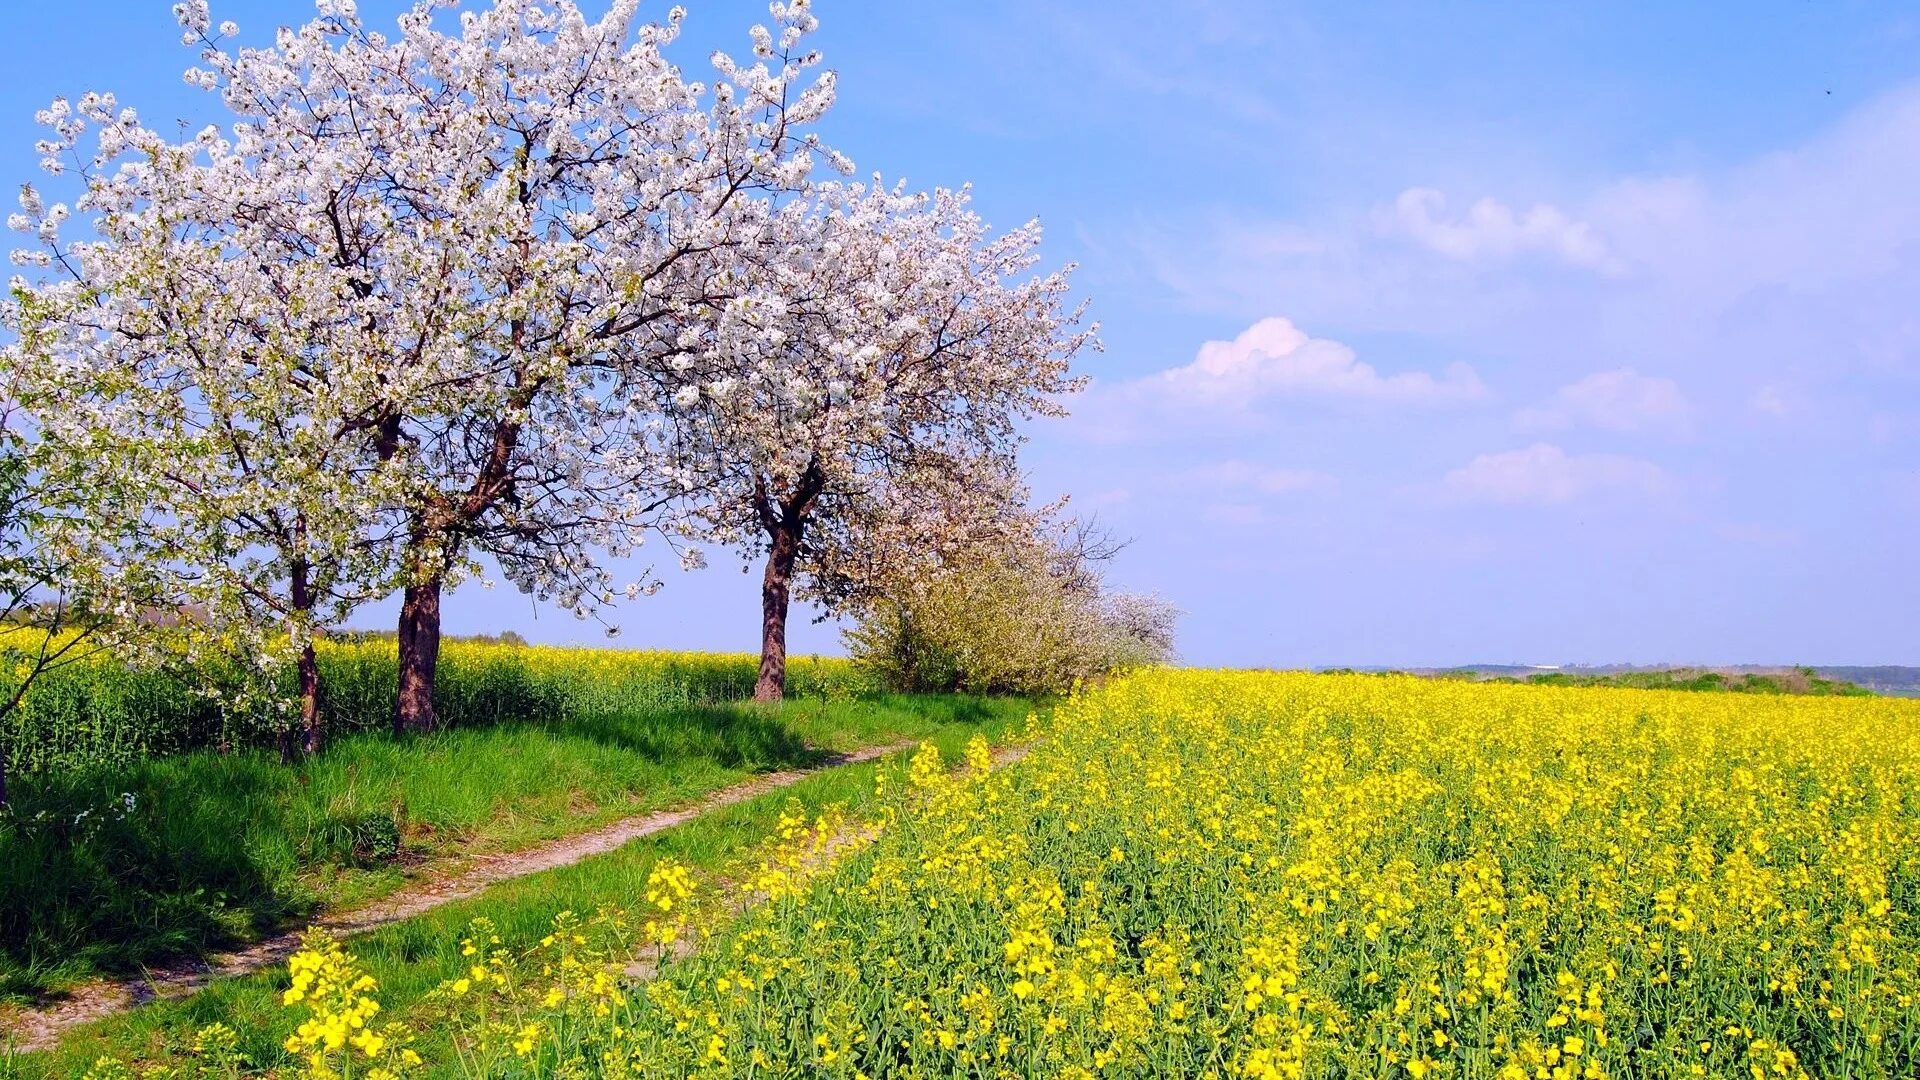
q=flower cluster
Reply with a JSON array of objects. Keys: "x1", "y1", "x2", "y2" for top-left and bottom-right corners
[
  {"x1": 606, "y1": 673, "x2": 1920, "y2": 1077},
  {"x1": 643, "y1": 858, "x2": 696, "y2": 945},
  {"x1": 426, "y1": 910, "x2": 648, "y2": 1076},
  {"x1": 282, "y1": 943, "x2": 379, "y2": 1047},
  {"x1": 279, "y1": 931, "x2": 419, "y2": 1078}
]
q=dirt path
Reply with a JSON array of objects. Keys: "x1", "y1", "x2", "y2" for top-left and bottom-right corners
[{"x1": 3, "y1": 740, "x2": 919, "y2": 1054}]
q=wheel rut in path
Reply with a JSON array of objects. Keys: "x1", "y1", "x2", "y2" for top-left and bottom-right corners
[{"x1": 4, "y1": 739, "x2": 920, "y2": 1054}]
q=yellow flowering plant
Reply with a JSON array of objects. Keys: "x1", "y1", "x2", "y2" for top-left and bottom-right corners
[
  {"x1": 278, "y1": 930, "x2": 420, "y2": 1079},
  {"x1": 569, "y1": 673, "x2": 1920, "y2": 1078},
  {"x1": 80, "y1": 675, "x2": 1920, "y2": 1077}
]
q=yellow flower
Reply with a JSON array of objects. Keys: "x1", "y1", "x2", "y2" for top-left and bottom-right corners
[
  {"x1": 513, "y1": 1023, "x2": 542, "y2": 1056},
  {"x1": 215, "y1": 665, "x2": 1920, "y2": 1078}
]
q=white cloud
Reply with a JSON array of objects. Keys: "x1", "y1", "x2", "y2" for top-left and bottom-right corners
[
  {"x1": 1067, "y1": 317, "x2": 1488, "y2": 443},
  {"x1": 1154, "y1": 317, "x2": 1486, "y2": 406},
  {"x1": 1380, "y1": 187, "x2": 1625, "y2": 274},
  {"x1": 1133, "y1": 83, "x2": 1920, "y2": 390},
  {"x1": 1438, "y1": 443, "x2": 1671, "y2": 506},
  {"x1": 1592, "y1": 87, "x2": 1920, "y2": 302},
  {"x1": 1513, "y1": 368, "x2": 1693, "y2": 435},
  {"x1": 1187, "y1": 460, "x2": 1337, "y2": 496}
]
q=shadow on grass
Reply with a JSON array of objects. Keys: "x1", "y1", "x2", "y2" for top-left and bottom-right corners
[
  {"x1": 0, "y1": 696, "x2": 880, "y2": 1005},
  {"x1": 884, "y1": 694, "x2": 1003, "y2": 727},
  {"x1": 552, "y1": 701, "x2": 819, "y2": 772},
  {"x1": 0, "y1": 760, "x2": 293, "y2": 1005}
]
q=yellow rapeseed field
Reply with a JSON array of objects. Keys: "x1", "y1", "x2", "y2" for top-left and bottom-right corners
[{"x1": 169, "y1": 671, "x2": 1920, "y2": 1079}]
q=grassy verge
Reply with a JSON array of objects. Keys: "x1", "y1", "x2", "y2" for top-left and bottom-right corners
[
  {"x1": 4, "y1": 699, "x2": 1034, "y2": 1077},
  {"x1": 4, "y1": 640, "x2": 868, "y2": 778},
  {"x1": 0, "y1": 692, "x2": 1013, "y2": 1004}
]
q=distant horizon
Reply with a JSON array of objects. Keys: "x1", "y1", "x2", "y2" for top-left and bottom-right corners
[{"x1": 339, "y1": 600, "x2": 1920, "y2": 673}]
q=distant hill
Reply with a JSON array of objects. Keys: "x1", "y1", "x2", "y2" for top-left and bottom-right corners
[{"x1": 1424, "y1": 664, "x2": 1920, "y2": 698}]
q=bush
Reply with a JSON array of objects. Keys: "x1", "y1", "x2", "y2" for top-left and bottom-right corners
[
  {"x1": 846, "y1": 538, "x2": 1177, "y2": 696},
  {"x1": 323, "y1": 809, "x2": 403, "y2": 867}
]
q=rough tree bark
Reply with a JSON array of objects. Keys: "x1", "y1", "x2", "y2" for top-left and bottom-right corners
[
  {"x1": 386, "y1": 398, "x2": 523, "y2": 737},
  {"x1": 295, "y1": 640, "x2": 323, "y2": 756},
  {"x1": 756, "y1": 520, "x2": 800, "y2": 702},
  {"x1": 394, "y1": 569, "x2": 445, "y2": 735},
  {"x1": 752, "y1": 461, "x2": 826, "y2": 703}
]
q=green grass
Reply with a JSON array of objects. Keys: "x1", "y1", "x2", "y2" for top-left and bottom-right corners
[
  {"x1": 3, "y1": 638, "x2": 869, "y2": 777},
  {"x1": 0, "y1": 691, "x2": 1017, "y2": 1006},
  {"x1": 3, "y1": 698, "x2": 1033, "y2": 1078}
]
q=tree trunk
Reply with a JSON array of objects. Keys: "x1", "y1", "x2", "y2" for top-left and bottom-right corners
[
  {"x1": 296, "y1": 639, "x2": 323, "y2": 755},
  {"x1": 751, "y1": 461, "x2": 826, "y2": 705},
  {"x1": 755, "y1": 522, "x2": 800, "y2": 703},
  {"x1": 394, "y1": 570, "x2": 444, "y2": 735},
  {"x1": 0, "y1": 739, "x2": 9, "y2": 810},
  {"x1": 897, "y1": 602, "x2": 921, "y2": 693},
  {"x1": 280, "y1": 553, "x2": 324, "y2": 761}
]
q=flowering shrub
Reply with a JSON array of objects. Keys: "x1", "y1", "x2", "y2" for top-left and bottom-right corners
[{"x1": 846, "y1": 541, "x2": 1177, "y2": 696}]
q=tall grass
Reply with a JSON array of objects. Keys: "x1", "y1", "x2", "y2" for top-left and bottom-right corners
[
  {"x1": 0, "y1": 692, "x2": 994, "y2": 1001},
  {"x1": 1, "y1": 639, "x2": 870, "y2": 777}
]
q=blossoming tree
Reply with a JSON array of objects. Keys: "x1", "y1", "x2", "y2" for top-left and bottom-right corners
[
  {"x1": 8, "y1": 0, "x2": 851, "y2": 733},
  {"x1": 668, "y1": 182, "x2": 1095, "y2": 700},
  {"x1": 0, "y1": 402, "x2": 131, "y2": 806},
  {"x1": 5, "y1": 146, "x2": 407, "y2": 756}
]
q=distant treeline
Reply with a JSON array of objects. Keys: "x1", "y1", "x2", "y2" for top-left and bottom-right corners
[
  {"x1": 1441, "y1": 666, "x2": 1875, "y2": 697},
  {"x1": 1813, "y1": 666, "x2": 1920, "y2": 697}
]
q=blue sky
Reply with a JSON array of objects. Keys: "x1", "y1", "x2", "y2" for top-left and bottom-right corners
[{"x1": 7, "y1": 2, "x2": 1918, "y2": 666}]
